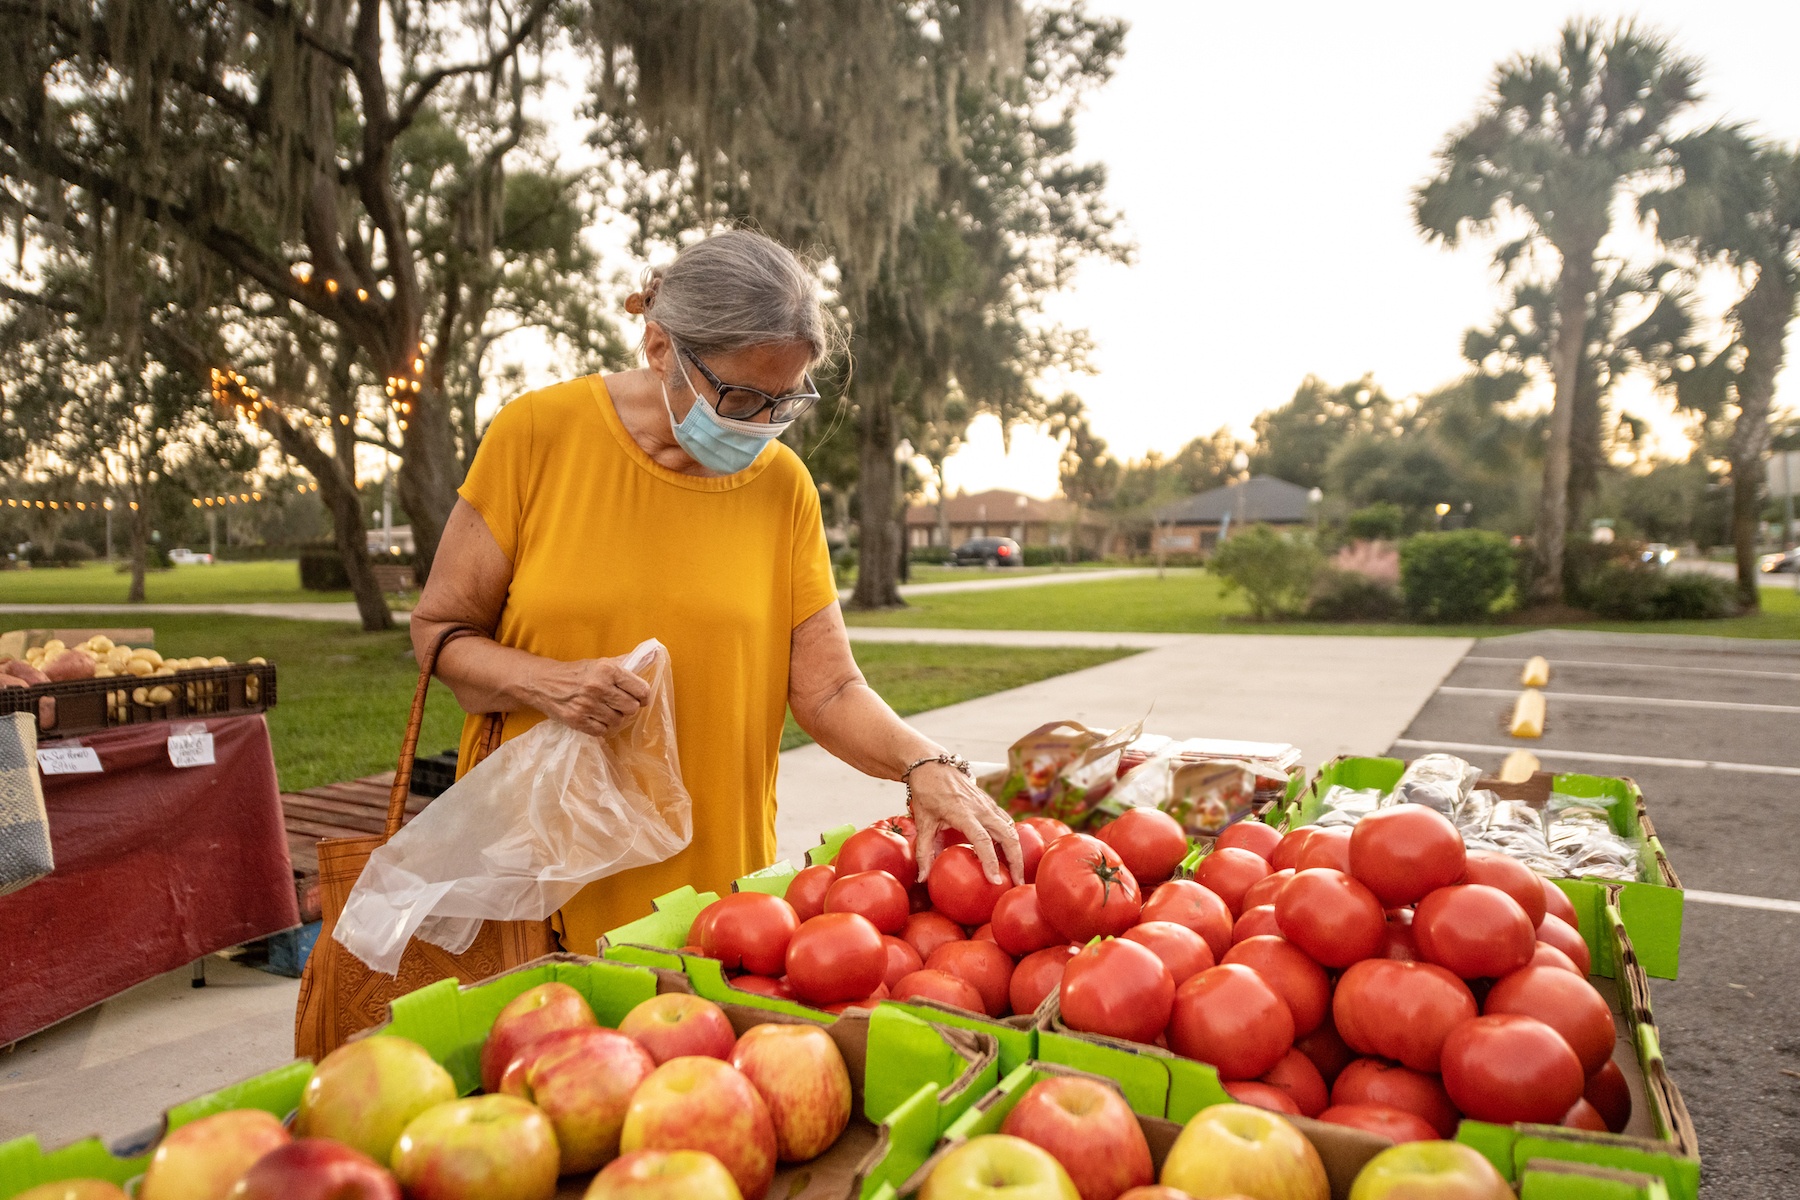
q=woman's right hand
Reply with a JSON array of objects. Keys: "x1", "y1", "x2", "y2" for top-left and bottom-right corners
[{"x1": 534, "y1": 657, "x2": 654, "y2": 737}]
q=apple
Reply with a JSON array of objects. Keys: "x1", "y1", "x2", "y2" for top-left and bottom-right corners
[
  {"x1": 584, "y1": 1150, "x2": 745, "y2": 1199},
  {"x1": 728, "y1": 1024, "x2": 852, "y2": 1162},
  {"x1": 620, "y1": 1056, "x2": 778, "y2": 1200},
  {"x1": 296, "y1": 1035, "x2": 457, "y2": 1166},
  {"x1": 1116, "y1": 1191, "x2": 1200, "y2": 1200},
  {"x1": 1160, "y1": 1103, "x2": 1327, "y2": 1200},
  {"x1": 228, "y1": 1139, "x2": 400, "y2": 1200},
  {"x1": 13, "y1": 1184, "x2": 131, "y2": 1200},
  {"x1": 999, "y1": 1076, "x2": 1153, "y2": 1200},
  {"x1": 140, "y1": 1110, "x2": 291, "y2": 1200},
  {"x1": 1346, "y1": 1141, "x2": 1513, "y2": 1200},
  {"x1": 921, "y1": 1135, "x2": 1079, "y2": 1200},
  {"x1": 391, "y1": 1095, "x2": 560, "y2": 1200},
  {"x1": 479, "y1": 982, "x2": 597, "y2": 1092},
  {"x1": 500, "y1": 1026, "x2": 657, "y2": 1173},
  {"x1": 618, "y1": 993, "x2": 737, "y2": 1064}
]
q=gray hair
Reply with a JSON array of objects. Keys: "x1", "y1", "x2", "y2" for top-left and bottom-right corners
[{"x1": 631, "y1": 229, "x2": 841, "y2": 367}]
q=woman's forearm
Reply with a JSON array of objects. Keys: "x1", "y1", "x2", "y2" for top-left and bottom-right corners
[
  {"x1": 431, "y1": 634, "x2": 577, "y2": 717},
  {"x1": 801, "y1": 678, "x2": 941, "y2": 780}
]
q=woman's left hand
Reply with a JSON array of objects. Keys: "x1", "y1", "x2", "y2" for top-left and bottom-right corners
[{"x1": 908, "y1": 761, "x2": 1024, "y2": 887}]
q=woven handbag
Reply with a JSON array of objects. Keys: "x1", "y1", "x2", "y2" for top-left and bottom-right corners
[
  {"x1": 294, "y1": 629, "x2": 554, "y2": 1059},
  {"x1": 0, "y1": 712, "x2": 54, "y2": 896}
]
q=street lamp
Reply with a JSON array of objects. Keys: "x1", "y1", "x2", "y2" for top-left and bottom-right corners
[{"x1": 1435, "y1": 502, "x2": 1451, "y2": 530}]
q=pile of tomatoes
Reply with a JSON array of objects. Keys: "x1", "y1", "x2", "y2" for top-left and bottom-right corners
[{"x1": 680, "y1": 802, "x2": 1631, "y2": 1145}]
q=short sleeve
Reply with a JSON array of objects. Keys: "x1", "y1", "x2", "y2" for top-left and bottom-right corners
[
  {"x1": 458, "y1": 395, "x2": 535, "y2": 563},
  {"x1": 790, "y1": 476, "x2": 838, "y2": 628}
]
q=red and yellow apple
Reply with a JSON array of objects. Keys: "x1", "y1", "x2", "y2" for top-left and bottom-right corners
[
  {"x1": 479, "y1": 982, "x2": 597, "y2": 1092},
  {"x1": 228, "y1": 1138, "x2": 400, "y2": 1200},
  {"x1": 620, "y1": 1056, "x2": 777, "y2": 1200},
  {"x1": 139, "y1": 1110, "x2": 291, "y2": 1200},
  {"x1": 618, "y1": 993, "x2": 737, "y2": 1065},
  {"x1": 1346, "y1": 1141, "x2": 1514, "y2": 1199},
  {"x1": 500, "y1": 1026, "x2": 656, "y2": 1173},
  {"x1": 728, "y1": 1023, "x2": 851, "y2": 1162},
  {"x1": 391, "y1": 1095, "x2": 559, "y2": 1200},
  {"x1": 295, "y1": 1035, "x2": 456, "y2": 1166},
  {"x1": 13, "y1": 1183, "x2": 131, "y2": 1200},
  {"x1": 999, "y1": 1076, "x2": 1153, "y2": 1200},
  {"x1": 1159, "y1": 1103, "x2": 1327, "y2": 1200},
  {"x1": 920, "y1": 1135, "x2": 1079, "y2": 1200},
  {"x1": 583, "y1": 1149, "x2": 744, "y2": 1200}
]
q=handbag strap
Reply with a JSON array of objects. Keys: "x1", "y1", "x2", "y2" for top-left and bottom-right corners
[{"x1": 385, "y1": 624, "x2": 499, "y2": 841}]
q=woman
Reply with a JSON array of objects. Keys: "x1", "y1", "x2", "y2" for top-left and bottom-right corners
[{"x1": 412, "y1": 229, "x2": 1022, "y2": 956}]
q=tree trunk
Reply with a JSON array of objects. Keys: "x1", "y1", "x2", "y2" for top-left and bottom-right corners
[
  {"x1": 850, "y1": 388, "x2": 903, "y2": 609},
  {"x1": 397, "y1": 378, "x2": 463, "y2": 584},
  {"x1": 127, "y1": 501, "x2": 148, "y2": 603},
  {"x1": 1728, "y1": 270, "x2": 1794, "y2": 612},
  {"x1": 1531, "y1": 251, "x2": 1597, "y2": 606},
  {"x1": 262, "y1": 408, "x2": 393, "y2": 632}
]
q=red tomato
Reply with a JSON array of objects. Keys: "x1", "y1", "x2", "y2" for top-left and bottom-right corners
[
  {"x1": 927, "y1": 844, "x2": 1011, "y2": 926},
  {"x1": 699, "y1": 892, "x2": 799, "y2": 976},
  {"x1": 1484, "y1": 965, "x2": 1616, "y2": 1075},
  {"x1": 866, "y1": 813, "x2": 917, "y2": 842},
  {"x1": 1348, "y1": 804, "x2": 1466, "y2": 906},
  {"x1": 1529, "y1": 942, "x2": 1581, "y2": 974},
  {"x1": 1020, "y1": 815, "x2": 1074, "y2": 845},
  {"x1": 1318, "y1": 1104, "x2": 1438, "y2": 1143},
  {"x1": 1384, "y1": 920, "x2": 1419, "y2": 962},
  {"x1": 1035, "y1": 834, "x2": 1144, "y2": 942},
  {"x1": 824, "y1": 869, "x2": 910, "y2": 935},
  {"x1": 1274, "y1": 869, "x2": 1385, "y2": 968},
  {"x1": 891, "y1": 969, "x2": 984, "y2": 1013},
  {"x1": 1231, "y1": 904, "x2": 1283, "y2": 945},
  {"x1": 1222, "y1": 1081, "x2": 1301, "y2": 1115},
  {"x1": 821, "y1": 984, "x2": 889, "y2": 1015},
  {"x1": 1122, "y1": 920, "x2": 1215, "y2": 985},
  {"x1": 728, "y1": 974, "x2": 793, "y2": 1000},
  {"x1": 991, "y1": 884, "x2": 1062, "y2": 957},
  {"x1": 1270, "y1": 826, "x2": 1319, "y2": 871},
  {"x1": 1441, "y1": 1014, "x2": 1586, "y2": 1125},
  {"x1": 880, "y1": 935, "x2": 925, "y2": 990},
  {"x1": 689, "y1": 901, "x2": 722, "y2": 954},
  {"x1": 1258, "y1": 1047, "x2": 1328, "y2": 1117},
  {"x1": 785, "y1": 864, "x2": 836, "y2": 923},
  {"x1": 1010, "y1": 944, "x2": 1079, "y2": 1015},
  {"x1": 1562, "y1": 1098, "x2": 1608, "y2": 1131},
  {"x1": 835, "y1": 826, "x2": 918, "y2": 887},
  {"x1": 900, "y1": 911, "x2": 966, "y2": 963},
  {"x1": 1216, "y1": 819, "x2": 1282, "y2": 862},
  {"x1": 973, "y1": 923, "x2": 997, "y2": 942},
  {"x1": 1097, "y1": 808, "x2": 1190, "y2": 885},
  {"x1": 1332, "y1": 958, "x2": 1477, "y2": 1073},
  {"x1": 1542, "y1": 877, "x2": 1579, "y2": 927},
  {"x1": 1222, "y1": 935, "x2": 1331, "y2": 1036},
  {"x1": 1535, "y1": 914, "x2": 1592, "y2": 976},
  {"x1": 1166, "y1": 964, "x2": 1294, "y2": 1079},
  {"x1": 1140, "y1": 880, "x2": 1234, "y2": 960},
  {"x1": 1331, "y1": 1057, "x2": 1460, "y2": 1138},
  {"x1": 909, "y1": 883, "x2": 933, "y2": 913},
  {"x1": 1584, "y1": 1060, "x2": 1632, "y2": 1133},
  {"x1": 926, "y1": 939, "x2": 1015, "y2": 1018},
  {"x1": 1460, "y1": 850, "x2": 1547, "y2": 926},
  {"x1": 1059, "y1": 937, "x2": 1176, "y2": 1044},
  {"x1": 1241, "y1": 868, "x2": 1294, "y2": 912},
  {"x1": 1295, "y1": 1022, "x2": 1355, "y2": 1086},
  {"x1": 1014, "y1": 821, "x2": 1046, "y2": 883},
  {"x1": 1193, "y1": 847, "x2": 1273, "y2": 916},
  {"x1": 1413, "y1": 884, "x2": 1536, "y2": 980},
  {"x1": 1294, "y1": 826, "x2": 1352, "y2": 873},
  {"x1": 784, "y1": 912, "x2": 887, "y2": 1005}
]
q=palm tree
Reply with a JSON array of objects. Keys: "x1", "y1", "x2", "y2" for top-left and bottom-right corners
[
  {"x1": 1644, "y1": 129, "x2": 1800, "y2": 609},
  {"x1": 1414, "y1": 21, "x2": 1702, "y2": 604}
]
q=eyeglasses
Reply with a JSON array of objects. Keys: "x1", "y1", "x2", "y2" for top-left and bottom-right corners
[{"x1": 679, "y1": 346, "x2": 820, "y2": 423}]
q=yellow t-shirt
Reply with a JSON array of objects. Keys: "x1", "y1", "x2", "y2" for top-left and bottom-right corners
[{"x1": 454, "y1": 374, "x2": 837, "y2": 954}]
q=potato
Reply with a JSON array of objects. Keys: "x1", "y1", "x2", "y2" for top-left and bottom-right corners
[
  {"x1": 245, "y1": 676, "x2": 261, "y2": 703},
  {"x1": 2, "y1": 660, "x2": 51, "y2": 685},
  {"x1": 106, "y1": 647, "x2": 131, "y2": 669},
  {"x1": 152, "y1": 665, "x2": 177, "y2": 677},
  {"x1": 0, "y1": 675, "x2": 24, "y2": 689},
  {"x1": 147, "y1": 685, "x2": 174, "y2": 705},
  {"x1": 130, "y1": 648, "x2": 163, "y2": 667},
  {"x1": 93, "y1": 664, "x2": 116, "y2": 678},
  {"x1": 131, "y1": 686, "x2": 149, "y2": 706},
  {"x1": 248, "y1": 656, "x2": 267, "y2": 665},
  {"x1": 41, "y1": 639, "x2": 66, "y2": 657},
  {"x1": 87, "y1": 635, "x2": 115, "y2": 653},
  {"x1": 208, "y1": 655, "x2": 229, "y2": 666}
]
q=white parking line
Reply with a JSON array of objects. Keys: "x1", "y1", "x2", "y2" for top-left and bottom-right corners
[
  {"x1": 1462, "y1": 656, "x2": 1800, "y2": 683},
  {"x1": 1438, "y1": 686, "x2": 1800, "y2": 716},
  {"x1": 1684, "y1": 889, "x2": 1800, "y2": 915},
  {"x1": 1391, "y1": 738, "x2": 1800, "y2": 778}
]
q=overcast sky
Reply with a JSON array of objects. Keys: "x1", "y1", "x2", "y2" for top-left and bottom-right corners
[{"x1": 937, "y1": 0, "x2": 1800, "y2": 499}]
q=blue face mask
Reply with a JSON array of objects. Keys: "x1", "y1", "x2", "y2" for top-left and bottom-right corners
[{"x1": 661, "y1": 357, "x2": 790, "y2": 474}]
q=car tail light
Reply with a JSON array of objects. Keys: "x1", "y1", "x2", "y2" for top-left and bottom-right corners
[{"x1": 997, "y1": 546, "x2": 1012, "y2": 556}]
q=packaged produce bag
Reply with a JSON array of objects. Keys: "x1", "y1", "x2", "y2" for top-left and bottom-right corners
[
  {"x1": 335, "y1": 640, "x2": 692, "y2": 974},
  {"x1": 988, "y1": 718, "x2": 1143, "y2": 826}
]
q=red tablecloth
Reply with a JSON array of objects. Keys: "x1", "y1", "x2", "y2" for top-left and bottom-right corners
[{"x1": 0, "y1": 715, "x2": 299, "y2": 1044}]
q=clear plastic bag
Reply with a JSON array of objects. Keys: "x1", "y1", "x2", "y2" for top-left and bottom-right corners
[
  {"x1": 1390, "y1": 753, "x2": 1481, "y2": 817},
  {"x1": 335, "y1": 639, "x2": 693, "y2": 974}
]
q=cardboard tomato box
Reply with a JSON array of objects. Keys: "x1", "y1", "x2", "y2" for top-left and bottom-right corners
[{"x1": 0, "y1": 954, "x2": 1000, "y2": 1200}]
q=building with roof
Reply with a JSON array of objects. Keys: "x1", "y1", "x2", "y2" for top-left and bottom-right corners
[
  {"x1": 1150, "y1": 476, "x2": 1317, "y2": 556},
  {"x1": 904, "y1": 489, "x2": 1104, "y2": 550}
]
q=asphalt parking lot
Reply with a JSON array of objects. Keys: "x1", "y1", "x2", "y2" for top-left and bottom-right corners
[{"x1": 1388, "y1": 629, "x2": 1800, "y2": 1200}]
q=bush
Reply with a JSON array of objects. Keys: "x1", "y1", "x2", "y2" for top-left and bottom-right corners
[
  {"x1": 1589, "y1": 564, "x2": 1738, "y2": 620},
  {"x1": 1020, "y1": 544, "x2": 1076, "y2": 566},
  {"x1": 1652, "y1": 572, "x2": 1739, "y2": 619},
  {"x1": 909, "y1": 544, "x2": 952, "y2": 565},
  {"x1": 1345, "y1": 502, "x2": 1405, "y2": 542},
  {"x1": 1208, "y1": 525, "x2": 1323, "y2": 620},
  {"x1": 1306, "y1": 568, "x2": 1405, "y2": 621},
  {"x1": 833, "y1": 546, "x2": 858, "y2": 572},
  {"x1": 299, "y1": 549, "x2": 353, "y2": 591},
  {"x1": 1584, "y1": 561, "x2": 1664, "y2": 620},
  {"x1": 1399, "y1": 530, "x2": 1516, "y2": 622},
  {"x1": 24, "y1": 540, "x2": 97, "y2": 567}
]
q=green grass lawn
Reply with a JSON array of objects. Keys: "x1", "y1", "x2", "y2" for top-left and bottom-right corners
[
  {"x1": 837, "y1": 562, "x2": 1122, "y2": 588},
  {"x1": 0, "y1": 560, "x2": 357, "y2": 605},
  {"x1": 841, "y1": 570, "x2": 1800, "y2": 640},
  {"x1": 0, "y1": 611, "x2": 1133, "y2": 790}
]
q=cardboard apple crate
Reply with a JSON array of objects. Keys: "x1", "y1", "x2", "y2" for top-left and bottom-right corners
[
  {"x1": 0, "y1": 954, "x2": 1001, "y2": 1200},
  {"x1": 1028, "y1": 888, "x2": 1698, "y2": 1200},
  {"x1": 1274, "y1": 755, "x2": 1684, "y2": 979},
  {"x1": 601, "y1": 823, "x2": 1041, "y2": 1077}
]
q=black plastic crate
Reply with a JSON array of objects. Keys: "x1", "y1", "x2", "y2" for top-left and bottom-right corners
[
  {"x1": 0, "y1": 662, "x2": 278, "y2": 739},
  {"x1": 410, "y1": 749, "x2": 461, "y2": 798}
]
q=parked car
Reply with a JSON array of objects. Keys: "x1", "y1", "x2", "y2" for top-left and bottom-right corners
[
  {"x1": 1640, "y1": 543, "x2": 1675, "y2": 566},
  {"x1": 167, "y1": 548, "x2": 213, "y2": 565},
  {"x1": 951, "y1": 536, "x2": 1022, "y2": 567},
  {"x1": 1761, "y1": 548, "x2": 1800, "y2": 574}
]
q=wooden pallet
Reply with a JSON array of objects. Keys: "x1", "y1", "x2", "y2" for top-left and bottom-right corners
[{"x1": 281, "y1": 774, "x2": 436, "y2": 923}]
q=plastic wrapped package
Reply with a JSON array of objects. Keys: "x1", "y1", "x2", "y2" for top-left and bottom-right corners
[
  {"x1": 1315, "y1": 784, "x2": 1384, "y2": 827},
  {"x1": 1105, "y1": 752, "x2": 1260, "y2": 837},
  {"x1": 1390, "y1": 753, "x2": 1482, "y2": 816}
]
